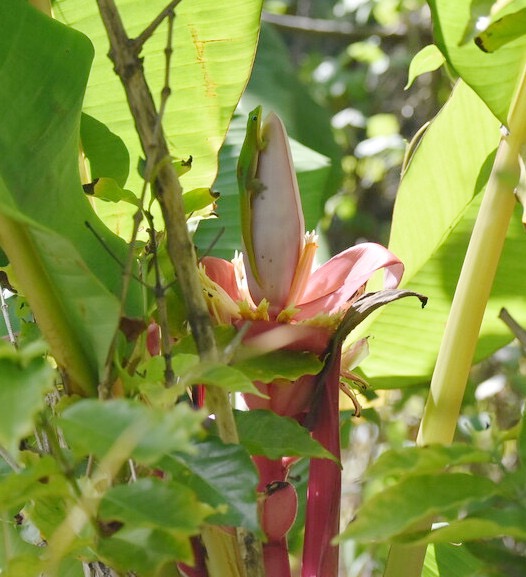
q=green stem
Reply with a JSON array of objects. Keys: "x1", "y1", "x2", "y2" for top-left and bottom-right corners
[
  {"x1": 39, "y1": 414, "x2": 82, "y2": 498},
  {"x1": 0, "y1": 217, "x2": 96, "y2": 395},
  {"x1": 384, "y1": 69, "x2": 526, "y2": 577},
  {"x1": 0, "y1": 445, "x2": 21, "y2": 472}
]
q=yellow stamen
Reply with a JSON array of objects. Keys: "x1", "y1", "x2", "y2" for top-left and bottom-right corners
[
  {"x1": 286, "y1": 231, "x2": 318, "y2": 308},
  {"x1": 239, "y1": 298, "x2": 270, "y2": 321},
  {"x1": 276, "y1": 305, "x2": 301, "y2": 323},
  {"x1": 198, "y1": 264, "x2": 242, "y2": 324},
  {"x1": 298, "y1": 311, "x2": 343, "y2": 331}
]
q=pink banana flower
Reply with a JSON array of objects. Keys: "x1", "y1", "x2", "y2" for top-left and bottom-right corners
[{"x1": 199, "y1": 109, "x2": 406, "y2": 577}]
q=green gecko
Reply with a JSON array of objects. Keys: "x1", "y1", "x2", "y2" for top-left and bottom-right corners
[{"x1": 237, "y1": 105, "x2": 267, "y2": 286}]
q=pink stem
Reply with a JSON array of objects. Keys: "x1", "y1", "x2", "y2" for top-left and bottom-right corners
[
  {"x1": 253, "y1": 455, "x2": 293, "y2": 577},
  {"x1": 253, "y1": 455, "x2": 289, "y2": 489},
  {"x1": 263, "y1": 539, "x2": 292, "y2": 577},
  {"x1": 178, "y1": 537, "x2": 208, "y2": 577},
  {"x1": 301, "y1": 349, "x2": 342, "y2": 577}
]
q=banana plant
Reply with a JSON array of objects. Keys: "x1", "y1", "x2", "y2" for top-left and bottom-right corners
[{"x1": 200, "y1": 107, "x2": 426, "y2": 577}]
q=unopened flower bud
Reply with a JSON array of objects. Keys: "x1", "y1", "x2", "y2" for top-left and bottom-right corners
[{"x1": 261, "y1": 481, "x2": 298, "y2": 542}]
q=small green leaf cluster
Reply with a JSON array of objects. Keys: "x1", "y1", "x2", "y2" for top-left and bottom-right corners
[
  {"x1": 0, "y1": 358, "x2": 334, "y2": 576},
  {"x1": 338, "y1": 411, "x2": 526, "y2": 573}
]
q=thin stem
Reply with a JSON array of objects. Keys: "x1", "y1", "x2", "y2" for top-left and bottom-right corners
[
  {"x1": 132, "y1": 0, "x2": 182, "y2": 51},
  {"x1": 39, "y1": 414, "x2": 83, "y2": 498},
  {"x1": 261, "y1": 11, "x2": 405, "y2": 40},
  {"x1": 128, "y1": 459, "x2": 137, "y2": 482},
  {"x1": 0, "y1": 445, "x2": 21, "y2": 472},
  {"x1": 83, "y1": 221, "x2": 147, "y2": 287},
  {"x1": 144, "y1": 210, "x2": 175, "y2": 386},
  {"x1": 499, "y1": 307, "x2": 526, "y2": 350},
  {"x1": 158, "y1": 8, "x2": 174, "y2": 120},
  {"x1": 96, "y1": 0, "x2": 215, "y2": 360},
  {"x1": 140, "y1": 13, "x2": 176, "y2": 387},
  {"x1": 0, "y1": 289, "x2": 16, "y2": 346},
  {"x1": 383, "y1": 68, "x2": 526, "y2": 577},
  {"x1": 98, "y1": 3, "x2": 176, "y2": 398}
]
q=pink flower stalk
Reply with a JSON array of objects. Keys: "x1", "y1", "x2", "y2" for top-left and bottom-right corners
[
  {"x1": 199, "y1": 109, "x2": 405, "y2": 577},
  {"x1": 302, "y1": 346, "x2": 342, "y2": 577}
]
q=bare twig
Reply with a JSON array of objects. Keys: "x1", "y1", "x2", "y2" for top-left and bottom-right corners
[
  {"x1": 96, "y1": 3, "x2": 183, "y2": 398},
  {"x1": 132, "y1": 0, "x2": 182, "y2": 51},
  {"x1": 38, "y1": 414, "x2": 83, "y2": 498},
  {"x1": 133, "y1": 12, "x2": 177, "y2": 388},
  {"x1": 96, "y1": 0, "x2": 217, "y2": 361},
  {"x1": 197, "y1": 226, "x2": 226, "y2": 261},
  {"x1": 84, "y1": 221, "x2": 148, "y2": 288},
  {"x1": 159, "y1": 8, "x2": 175, "y2": 119},
  {"x1": 144, "y1": 210, "x2": 175, "y2": 386},
  {"x1": 499, "y1": 307, "x2": 526, "y2": 350},
  {"x1": 0, "y1": 445, "x2": 21, "y2": 472},
  {"x1": 262, "y1": 10, "x2": 406, "y2": 40}
]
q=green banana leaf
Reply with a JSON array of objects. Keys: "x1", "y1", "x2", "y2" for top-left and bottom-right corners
[
  {"x1": 356, "y1": 81, "x2": 526, "y2": 389},
  {"x1": 429, "y1": 0, "x2": 526, "y2": 125},
  {"x1": 56, "y1": 0, "x2": 264, "y2": 239},
  {"x1": 194, "y1": 22, "x2": 341, "y2": 258},
  {"x1": 0, "y1": 0, "x2": 142, "y2": 395}
]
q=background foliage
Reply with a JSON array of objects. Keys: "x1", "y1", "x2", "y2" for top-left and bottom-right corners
[{"x1": 0, "y1": 0, "x2": 525, "y2": 576}]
